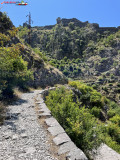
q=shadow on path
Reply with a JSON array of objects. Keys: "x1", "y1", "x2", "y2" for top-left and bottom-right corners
[{"x1": 12, "y1": 98, "x2": 28, "y2": 106}]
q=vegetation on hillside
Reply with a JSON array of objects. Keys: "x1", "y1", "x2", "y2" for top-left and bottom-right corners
[
  {"x1": 18, "y1": 20, "x2": 120, "y2": 155},
  {"x1": 0, "y1": 43, "x2": 33, "y2": 99},
  {"x1": 45, "y1": 82, "x2": 120, "y2": 156},
  {"x1": 0, "y1": 11, "x2": 120, "y2": 160},
  {"x1": 18, "y1": 19, "x2": 120, "y2": 105},
  {"x1": 0, "y1": 12, "x2": 33, "y2": 99},
  {"x1": 0, "y1": 13, "x2": 67, "y2": 124}
]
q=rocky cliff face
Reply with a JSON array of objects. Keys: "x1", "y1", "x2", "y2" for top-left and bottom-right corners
[{"x1": 17, "y1": 45, "x2": 68, "y2": 88}]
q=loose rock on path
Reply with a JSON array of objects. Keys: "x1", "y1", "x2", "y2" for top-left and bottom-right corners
[
  {"x1": 0, "y1": 90, "x2": 58, "y2": 160},
  {"x1": 0, "y1": 89, "x2": 119, "y2": 160}
]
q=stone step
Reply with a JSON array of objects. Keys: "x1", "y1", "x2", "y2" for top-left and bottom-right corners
[
  {"x1": 53, "y1": 133, "x2": 71, "y2": 145},
  {"x1": 48, "y1": 125, "x2": 65, "y2": 136}
]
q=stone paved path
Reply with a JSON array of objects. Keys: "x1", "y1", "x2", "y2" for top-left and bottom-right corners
[
  {"x1": 0, "y1": 89, "x2": 119, "y2": 160},
  {"x1": 0, "y1": 90, "x2": 57, "y2": 160}
]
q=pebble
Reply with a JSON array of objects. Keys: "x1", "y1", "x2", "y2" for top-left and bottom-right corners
[
  {"x1": 7, "y1": 156, "x2": 15, "y2": 160},
  {"x1": 12, "y1": 135, "x2": 18, "y2": 140},
  {"x1": 21, "y1": 133, "x2": 27, "y2": 138}
]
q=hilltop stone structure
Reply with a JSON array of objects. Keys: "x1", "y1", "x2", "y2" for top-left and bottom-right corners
[
  {"x1": 56, "y1": 17, "x2": 119, "y2": 33},
  {"x1": 34, "y1": 17, "x2": 120, "y2": 34}
]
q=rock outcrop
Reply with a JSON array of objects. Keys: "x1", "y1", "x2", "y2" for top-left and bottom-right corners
[{"x1": 18, "y1": 45, "x2": 68, "y2": 88}]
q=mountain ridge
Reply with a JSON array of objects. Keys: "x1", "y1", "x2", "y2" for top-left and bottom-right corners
[{"x1": 30, "y1": 17, "x2": 120, "y2": 33}]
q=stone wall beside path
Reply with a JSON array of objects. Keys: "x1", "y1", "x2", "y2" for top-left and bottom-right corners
[
  {"x1": 38, "y1": 88, "x2": 120, "y2": 160},
  {"x1": 36, "y1": 89, "x2": 88, "y2": 160}
]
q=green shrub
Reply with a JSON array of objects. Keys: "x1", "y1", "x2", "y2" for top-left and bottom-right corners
[
  {"x1": 90, "y1": 107, "x2": 101, "y2": 118},
  {"x1": 69, "y1": 65, "x2": 73, "y2": 72},
  {"x1": 117, "y1": 83, "x2": 120, "y2": 87},
  {"x1": 18, "y1": 26, "x2": 29, "y2": 39},
  {"x1": 110, "y1": 74, "x2": 114, "y2": 79},
  {"x1": 98, "y1": 76, "x2": 103, "y2": 81},
  {"x1": 69, "y1": 81, "x2": 103, "y2": 108},
  {"x1": 110, "y1": 115, "x2": 120, "y2": 126},
  {"x1": 63, "y1": 69, "x2": 69, "y2": 76},
  {"x1": 0, "y1": 44, "x2": 33, "y2": 98},
  {"x1": 108, "y1": 101, "x2": 118, "y2": 109},
  {"x1": 92, "y1": 84, "x2": 98, "y2": 89},
  {"x1": 45, "y1": 84, "x2": 120, "y2": 154},
  {"x1": 104, "y1": 134, "x2": 120, "y2": 153},
  {"x1": 104, "y1": 34, "x2": 116, "y2": 46},
  {"x1": 100, "y1": 58, "x2": 108, "y2": 63},
  {"x1": 102, "y1": 86, "x2": 108, "y2": 92},
  {"x1": 0, "y1": 33, "x2": 10, "y2": 47},
  {"x1": 109, "y1": 83, "x2": 113, "y2": 86},
  {"x1": 73, "y1": 70, "x2": 78, "y2": 76},
  {"x1": 116, "y1": 88, "x2": 120, "y2": 93},
  {"x1": 118, "y1": 50, "x2": 120, "y2": 54},
  {"x1": 45, "y1": 87, "x2": 103, "y2": 152},
  {"x1": 90, "y1": 91, "x2": 102, "y2": 107},
  {"x1": 106, "y1": 123, "x2": 120, "y2": 144},
  {"x1": 59, "y1": 64, "x2": 64, "y2": 71},
  {"x1": 42, "y1": 55, "x2": 48, "y2": 62},
  {"x1": 33, "y1": 48, "x2": 48, "y2": 62},
  {"x1": 108, "y1": 109, "x2": 116, "y2": 118}
]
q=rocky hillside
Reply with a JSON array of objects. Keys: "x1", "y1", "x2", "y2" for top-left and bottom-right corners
[
  {"x1": 19, "y1": 17, "x2": 120, "y2": 104},
  {"x1": 14, "y1": 44, "x2": 68, "y2": 88},
  {"x1": 0, "y1": 12, "x2": 67, "y2": 94}
]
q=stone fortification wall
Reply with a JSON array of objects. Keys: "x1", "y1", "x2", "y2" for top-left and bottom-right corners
[
  {"x1": 57, "y1": 17, "x2": 119, "y2": 33},
  {"x1": 97, "y1": 27, "x2": 118, "y2": 33},
  {"x1": 57, "y1": 17, "x2": 89, "y2": 27},
  {"x1": 34, "y1": 25, "x2": 55, "y2": 30},
  {"x1": 33, "y1": 17, "x2": 120, "y2": 33}
]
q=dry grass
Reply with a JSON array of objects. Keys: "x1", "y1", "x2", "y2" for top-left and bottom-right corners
[
  {"x1": 14, "y1": 87, "x2": 23, "y2": 97},
  {"x1": 0, "y1": 102, "x2": 6, "y2": 125}
]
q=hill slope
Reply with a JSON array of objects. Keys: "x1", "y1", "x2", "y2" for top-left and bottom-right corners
[
  {"x1": 19, "y1": 17, "x2": 120, "y2": 104},
  {"x1": 0, "y1": 12, "x2": 67, "y2": 96}
]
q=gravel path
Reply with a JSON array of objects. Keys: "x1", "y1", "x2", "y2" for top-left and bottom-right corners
[
  {"x1": 0, "y1": 89, "x2": 120, "y2": 160},
  {"x1": 0, "y1": 90, "x2": 58, "y2": 160}
]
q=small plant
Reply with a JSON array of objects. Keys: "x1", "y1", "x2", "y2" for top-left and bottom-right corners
[
  {"x1": 90, "y1": 106, "x2": 101, "y2": 118},
  {"x1": 102, "y1": 86, "x2": 108, "y2": 92},
  {"x1": 98, "y1": 77, "x2": 103, "y2": 81},
  {"x1": 110, "y1": 74, "x2": 114, "y2": 79},
  {"x1": 117, "y1": 83, "x2": 120, "y2": 87},
  {"x1": 110, "y1": 115, "x2": 120, "y2": 126},
  {"x1": 108, "y1": 109, "x2": 116, "y2": 118},
  {"x1": 92, "y1": 84, "x2": 98, "y2": 89}
]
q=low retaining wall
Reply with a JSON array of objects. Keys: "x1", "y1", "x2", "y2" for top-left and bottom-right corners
[
  {"x1": 36, "y1": 88, "x2": 88, "y2": 160},
  {"x1": 36, "y1": 87, "x2": 120, "y2": 160}
]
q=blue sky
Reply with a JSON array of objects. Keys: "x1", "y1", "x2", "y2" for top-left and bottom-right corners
[{"x1": 0, "y1": 0, "x2": 120, "y2": 27}]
